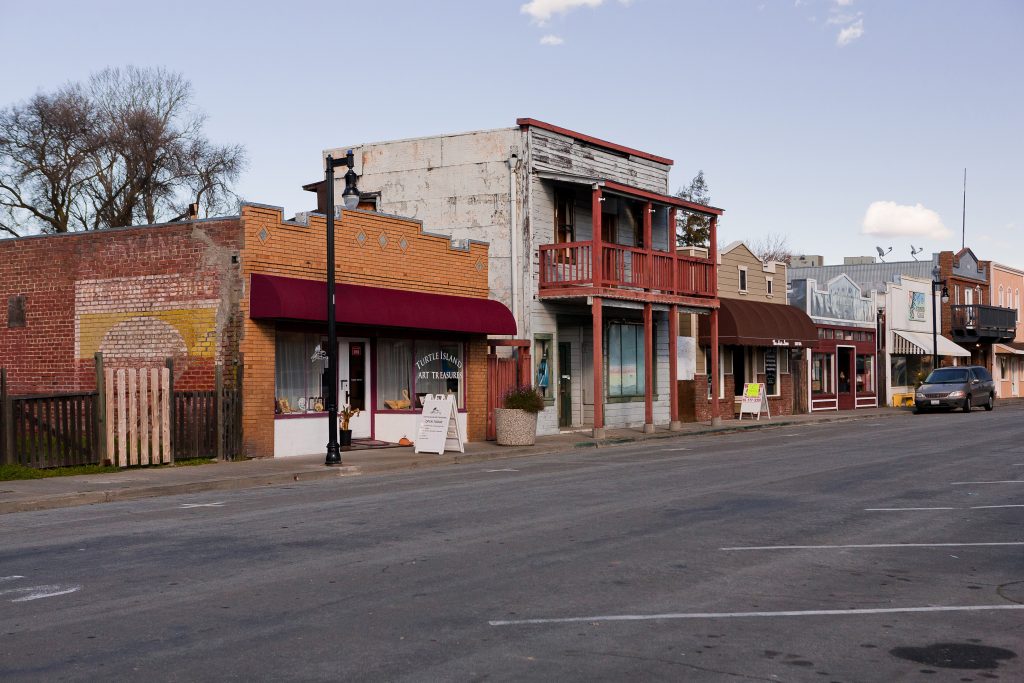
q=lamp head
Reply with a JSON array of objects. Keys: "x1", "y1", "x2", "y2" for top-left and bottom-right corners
[
  {"x1": 341, "y1": 149, "x2": 360, "y2": 210},
  {"x1": 941, "y1": 285, "x2": 950, "y2": 304}
]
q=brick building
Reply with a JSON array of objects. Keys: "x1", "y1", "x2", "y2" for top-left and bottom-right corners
[{"x1": 0, "y1": 203, "x2": 513, "y2": 459}]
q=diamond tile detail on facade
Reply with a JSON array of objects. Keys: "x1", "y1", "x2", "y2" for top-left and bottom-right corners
[
  {"x1": 258, "y1": 227, "x2": 269, "y2": 243},
  {"x1": 399, "y1": 237, "x2": 409, "y2": 253},
  {"x1": 356, "y1": 230, "x2": 367, "y2": 246},
  {"x1": 377, "y1": 233, "x2": 388, "y2": 250},
  {"x1": 475, "y1": 258, "x2": 484, "y2": 272}
]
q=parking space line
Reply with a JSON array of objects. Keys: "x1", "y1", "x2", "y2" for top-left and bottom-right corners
[
  {"x1": 721, "y1": 542, "x2": 1024, "y2": 551},
  {"x1": 865, "y1": 507, "x2": 955, "y2": 511},
  {"x1": 489, "y1": 604, "x2": 1024, "y2": 626},
  {"x1": 951, "y1": 481, "x2": 1024, "y2": 485}
]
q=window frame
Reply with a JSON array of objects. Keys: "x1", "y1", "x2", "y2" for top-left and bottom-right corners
[{"x1": 738, "y1": 266, "x2": 748, "y2": 294}]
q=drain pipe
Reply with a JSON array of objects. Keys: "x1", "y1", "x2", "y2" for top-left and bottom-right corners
[{"x1": 508, "y1": 152, "x2": 521, "y2": 333}]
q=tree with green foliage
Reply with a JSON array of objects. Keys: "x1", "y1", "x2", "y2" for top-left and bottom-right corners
[{"x1": 674, "y1": 169, "x2": 712, "y2": 247}]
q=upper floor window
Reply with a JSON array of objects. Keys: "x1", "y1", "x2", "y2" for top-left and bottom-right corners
[
  {"x1": 554, "y1": 190, "x2": 575, "y2": 244},
  {"x1": 999, "y1": 286, "x2": 1004, "y2": 307},
  {"x1": 766, "y1": 277, "x2": 774, "y2": 296},
  {"x1": 738, "y1": 266, "x2": 748, "y2": 293}
]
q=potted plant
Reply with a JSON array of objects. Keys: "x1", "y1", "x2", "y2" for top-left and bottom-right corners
[
  {"x1": 339, "y1": 405, "x2": 360, "y2": 449},
  {"x1": 495, "y1": 386, "x2": 544, "y2": 446}
]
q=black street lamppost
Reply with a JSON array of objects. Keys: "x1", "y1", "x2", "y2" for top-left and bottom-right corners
[
  {"x1": 324, "y1": 150, "x2": 361, "y2": 466},
  {"x1": 931, "y1": 277, "x2": 950, "y2": 373}
]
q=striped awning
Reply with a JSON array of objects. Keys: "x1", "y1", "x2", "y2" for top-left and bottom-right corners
[{"x1": 892, "y1": 330, "x2": 971, "y2": 357}]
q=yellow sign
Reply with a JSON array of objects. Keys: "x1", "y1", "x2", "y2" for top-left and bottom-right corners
[{"x1": 744, "y1": 382, "x2": 762, "y2": 398}]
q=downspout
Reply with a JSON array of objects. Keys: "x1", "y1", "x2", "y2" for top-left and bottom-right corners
[{"x1": 507, "y1": 152, "x2": 521, "y2": 335}]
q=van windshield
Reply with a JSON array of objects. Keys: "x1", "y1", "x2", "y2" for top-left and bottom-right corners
[{"x1": 925, "y1": 368, "x2": 969, "y2": 384}]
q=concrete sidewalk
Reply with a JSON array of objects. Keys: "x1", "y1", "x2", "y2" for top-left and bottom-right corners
[{"x1": 1, "y1": 407, "x2": 908, "y2": 514}]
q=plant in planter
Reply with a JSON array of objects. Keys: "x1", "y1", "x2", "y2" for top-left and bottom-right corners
[
  {"x1": 338, "y1": 405, "x2": 360, "y2": 448},
  {"x1": 495, "y1": 385, "x2": 544, "y2": 446}
]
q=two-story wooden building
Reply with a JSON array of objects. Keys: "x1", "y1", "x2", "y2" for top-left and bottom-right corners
[{"x1": 312, "y1": 119, "x2": 724, "y2": 436}]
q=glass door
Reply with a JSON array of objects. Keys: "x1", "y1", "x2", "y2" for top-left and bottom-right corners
[
  {"x1": 837, "y1": 346, "x2": 855, "y2": 409},
  {"x1": 338, "y1": 338, "x2": 371, "y2": 438}
]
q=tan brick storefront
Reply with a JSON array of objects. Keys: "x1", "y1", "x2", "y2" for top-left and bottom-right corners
[{"x1": 238, "y1": 204, "x2": 507, "y2": 458}]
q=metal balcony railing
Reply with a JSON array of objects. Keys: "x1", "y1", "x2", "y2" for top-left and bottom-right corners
[{"x1": 949, "y1": 304, "x2": 1017, "y2": 342}]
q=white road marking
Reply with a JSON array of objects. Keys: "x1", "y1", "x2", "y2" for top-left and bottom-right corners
[
  {"x1": 483, "y1": 469, "x2": 519, "y2": 473},
  {"x1": 489, "y1": 604, "x2": 1024, "y2": 626},
  {"x1": 1, "y1": 585, "x2": 81, "y2": 602},
  {"x1": 665, "y1": 448, "x2": 691, "y2": 452},
  {"x1": 179, "y1": 502, "x2": 225, "y2": 508},
  {"x1": 865, "y1": 507, "x2": 955, "y2": 511},
  {"x1": 971, "y1": 504, "x2": 1024, "y2": 509},
  {"x1": 0, "y1": 575, "x2": 26, "y2": 582},
  {"x1": 721, "y1": 542, "x2": 1024, "y2": 551},
  {"x1": 951, "y1": 481, "x2": 1024, "y2": 485}
]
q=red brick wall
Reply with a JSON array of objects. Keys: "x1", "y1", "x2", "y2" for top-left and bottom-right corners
[
  {"x1": 0, "y1": 219, "x2": 243, "y2": 395},
  {"x1": 683, "y1": 372, "x2": 796, "y2": 422}
]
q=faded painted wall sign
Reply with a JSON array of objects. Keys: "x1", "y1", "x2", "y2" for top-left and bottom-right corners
[
  {"x1": 909, "y1": 292, "x2": 926, "y2": 322},
  {"x1": 415, "y1": 351, "x2": 463, "y2": 381}
]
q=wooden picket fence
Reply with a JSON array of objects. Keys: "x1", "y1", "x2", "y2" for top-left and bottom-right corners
[
  {"x1": 1, "y1": 356, "x2": 244, "y2": 469},
  {"x1": 105, "y1": 367, "x2": 172, "y2": 467}
]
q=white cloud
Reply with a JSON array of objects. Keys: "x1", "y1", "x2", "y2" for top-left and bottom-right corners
[
  {"x1": 521, "y1": 0, "x2": 603, "y2": 24},
  {"x1": 827, "y1": 12, "x2": 858, "y2": 25},
  {"x1": 861, "y1": 201, "x2": 951, "y2": 240},
  {"x1": 540, "y1": 34, "x2": 565, "y2": 45},
  {"x1": 836, "y1": 18, "x2": 864, "y2": 45},
  {"x1": 835, "y1": 0, "x2": 854, "y2": 6}
]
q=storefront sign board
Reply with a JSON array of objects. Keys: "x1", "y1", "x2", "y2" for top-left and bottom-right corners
[
  {"x1": 765, "y1": 349, "x2": 778, "y2": 388},
  {"x1": 414, "y1": 394, "x2": 464, "y2": 454},
  {"x1": 738, "y1": 382, "x2": 770, "y2": 420}
]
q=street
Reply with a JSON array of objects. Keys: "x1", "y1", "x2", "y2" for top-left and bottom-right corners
[{"x1": 2, "y1": 406, "x2": 1022, "y2": 682}]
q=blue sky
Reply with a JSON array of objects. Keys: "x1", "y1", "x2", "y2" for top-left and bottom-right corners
[{"x1": 3, "y1": 0, "x2": 1022, "y2": 265}]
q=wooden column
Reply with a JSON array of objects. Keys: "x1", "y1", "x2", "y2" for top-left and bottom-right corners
[
  {"x1": 669, "y1": 207, "x2": 678, "y2": 296},
  {"x1": 592, "y1": 296, "x2": 605, "y2": 438},
  {"x1": 710, "y1": 307, "x2": 722, "y2": 426},
  {"x1": 642, "y1": 201, "x2": 653, "y2": 290},
  {"x1": 643, "y1": 302, "x2": 654, "y2": 433},
  {"x1": 708, "y1": 215, "x2": 719, "y2": 292},
  {"x1": 669, "y1": 304, "x2": 681, "y2": 430},
  {"x1": 592, "y1": 187, "x2": 603, "y2": 288}
]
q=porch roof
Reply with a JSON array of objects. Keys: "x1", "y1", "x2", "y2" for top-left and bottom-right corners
[
  {"x1": 534, "y1": 171, "x2": 724, "y2": 216},
  {"x1": 248, "y1": 274, "x2": 517, "y2": 336}
]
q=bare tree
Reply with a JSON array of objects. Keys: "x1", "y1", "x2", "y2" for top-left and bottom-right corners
[
  {"x1": 0, "y1": 66, "x2": 246, "y2": 236},
  {"x1": 0, "y1": 86, "x2": 102, "y2": 235},
  {"x1": 749, "y1": 232, "x2": 793, "y2": 264}
]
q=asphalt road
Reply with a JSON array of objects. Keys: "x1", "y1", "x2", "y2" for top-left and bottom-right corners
[{"x1": 2, "y1": 405, "x2": 1023, "y2": 682}]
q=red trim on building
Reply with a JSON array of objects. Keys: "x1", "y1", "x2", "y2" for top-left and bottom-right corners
[
  {"x1": 516, "y1": 118, "x2": 674, "y2": 166},
  {"x1": 249, "y1": 274, "x2": 516, "y2": 335},
  {"x1": 602, "y1": 180, "x2": 724, "y2": 216}
]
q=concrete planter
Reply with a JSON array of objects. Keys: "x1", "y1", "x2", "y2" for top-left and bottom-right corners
[{"x1": 495, "y1": 408, "x2": 538, "y2": 446}]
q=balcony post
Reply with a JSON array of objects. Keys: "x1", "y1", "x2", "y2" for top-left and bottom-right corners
[
  {"x1": 669, "y1": 304, "x2": 681, "y2": 430},
  {"x1": 669, "y1": 207, "x2": 678, "y2": 296},
  {"x1": 592, "y1": 296, "x2": 605, "y2": 439},
  {"x1": 709, "y1": 214, "x2": 719, "y2": 294},
  {"x1": 643, "y1": 302, "x2": 654, "y2": 433},
  {"x1": 643, "y1": 201, "x2": 653, "y2": 290},
  {"x1": 710, "y1": 307, "x2": 721, "y2": 426},
  {"x1": 592, "y1": 186, "x2": 603, "y2": 289}
]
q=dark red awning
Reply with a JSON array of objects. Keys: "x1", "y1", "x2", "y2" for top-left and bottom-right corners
[
  {"x1": 699, "y1": 298, "x2": 817, "y2": 347},
  {"x1": 249, "y1": 274, "x2": 516, "y2": 336}
]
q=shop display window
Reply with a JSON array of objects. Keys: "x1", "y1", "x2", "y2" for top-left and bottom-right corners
[
  {"x1": 377, "y1": 338, "x2": 464, "y2": 411},
  {"x1": 890, "y1": 355, "x2": 933, "y2": 388},
  {"x1": 812, "y1": 353, "x2": 833, "y2": 394},
  {"x1": 608, "y1": 323, "x2": 645, "y2": 398},
  {"x1": 275, "y1": 331, "x2": 327, "y2": 414},
  {"x1": 856, "y1": 354, "x2": 874, "y2": 393}
]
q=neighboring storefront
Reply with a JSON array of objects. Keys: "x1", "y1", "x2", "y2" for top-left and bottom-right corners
[
  {"x1": 790, "y1": 275, "x2": 880, "y2": 411},
  {"x1": 990, "y1": 262, "x2": 1024, "y2": 398},
  {"x1": 881, "y1": 275, "x2": 970, "y2": 406},
  {"x1": 239, "y1": 204, "x2": 515, "y2": 457},
  {"x1": 679, "y1": 242, "x2": 817, "y2": 420}
]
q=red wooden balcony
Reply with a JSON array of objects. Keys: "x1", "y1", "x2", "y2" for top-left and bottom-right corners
[{"x1": 538, "y1": 241, "x2": 716, "y2": 303}]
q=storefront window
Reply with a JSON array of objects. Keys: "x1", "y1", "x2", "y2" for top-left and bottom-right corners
[
  {"x1": 377, "y1": 339, "x2": 465, "y2": 411},
  {"x1": 608, "y1": 323, "x2": 645, "y2": 398},
  {"x1": 275, "y1": 331, "x2": 327, "y2": 414},
  {"x1": 812, "y1": 353, "x2": 833, "y2": 394},
  {"x1": 856, "y1": 354, "x2": 874, "y2": 393},
  {"x1": 890, "y1": 355, "x2": 934, "y2": 388}
]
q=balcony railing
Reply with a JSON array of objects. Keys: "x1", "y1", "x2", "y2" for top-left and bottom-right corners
[
  {"x1": 949, "y1": 304, "x2": 1017, "y2": 342},
  {"x1": 538, "y1": 241, "x2": 715, "y2": 299}
]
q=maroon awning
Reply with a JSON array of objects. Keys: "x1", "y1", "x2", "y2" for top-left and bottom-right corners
[
  {"x1": 699, "y1": 298, "x2": 817, "y2": 347},
  {"x1": 249, "y1": 274, "x2": 516, "y2": 335}
]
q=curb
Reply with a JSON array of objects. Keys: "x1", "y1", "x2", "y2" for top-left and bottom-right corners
[{"x1": 0, "y1": 409, "x2": 905, "y2": 515}]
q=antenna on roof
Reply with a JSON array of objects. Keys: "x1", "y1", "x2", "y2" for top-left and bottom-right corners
[
  {"x1": 875, "y1": 246, "x2": 892, "y2": 262},
  {"x1": 910, "y1": 245, "x2": 923, "y2": 260},
  {"x1": 961, "y1": 167, "x2": 967, "y2": 250}
]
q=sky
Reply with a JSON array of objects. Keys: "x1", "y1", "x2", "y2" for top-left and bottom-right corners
[{"x1": 2, "y1": 0, "x2": 1022, "y2": 266}]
